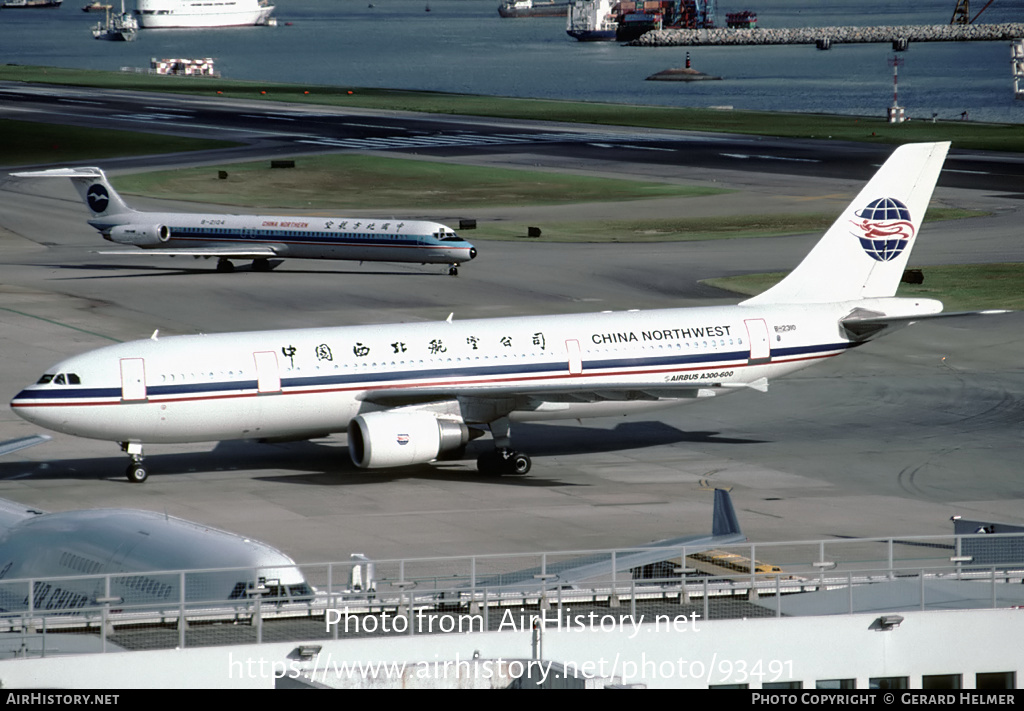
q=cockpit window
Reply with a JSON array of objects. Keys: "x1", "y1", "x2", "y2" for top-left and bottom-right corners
[
  {"x1": 35, "y1": 373, "x2": 80, "y2": 386},
  {"x1": 440, "y1": 231, "x2": 462, "y2": 242}
]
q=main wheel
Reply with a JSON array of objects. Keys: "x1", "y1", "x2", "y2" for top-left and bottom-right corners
[
  {"x1": 126, "y1": 463, "x2": 148, "y2": 483},
  {"x1": 508, "y1": 453, "x2": 532, "y2": 475},
  {"x1": 216, "y1": 259, "x2": 235, "y2": 273}
]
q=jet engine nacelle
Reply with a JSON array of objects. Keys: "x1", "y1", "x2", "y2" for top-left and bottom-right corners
[
  {"x1": 109, "y1": 224, "x2": 171, "y2": 246},
  {"x1": 348, "y1": 411, "x2": 471, "y2": 468}
]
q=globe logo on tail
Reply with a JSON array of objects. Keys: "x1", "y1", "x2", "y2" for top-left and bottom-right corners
[
  {"x1": 850, "y1": 197, "x2": 914, "y2": 262},
  {"x1": 86, "y1": 184, "x2": 110, "y2": 214}
]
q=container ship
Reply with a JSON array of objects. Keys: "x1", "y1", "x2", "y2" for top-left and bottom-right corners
[{"x1": 568, "y1": 0, "x2": 727, "y2": 42}]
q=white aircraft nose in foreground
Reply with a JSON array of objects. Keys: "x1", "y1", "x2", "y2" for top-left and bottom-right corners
[
  {"x1": 12, "y1": 143, "x2": 966, "y2": 482},
  {"x1": 9, "y1": 167, "x2": 477, "y2": 275}
]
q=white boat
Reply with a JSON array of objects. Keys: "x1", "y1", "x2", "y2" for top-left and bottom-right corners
[
  {"x1": 133, "y1": 0, "x2": 275, "y2": 29},
  {"x1": 1, "y1": 0, "x2": 63, "y2": 7}
]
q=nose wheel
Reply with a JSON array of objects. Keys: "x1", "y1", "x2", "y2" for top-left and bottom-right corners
[
  {"x1": 121, "y1": 442, "x2": 148, "y2": 483},
  {"x1": 448, "y1": 265, "x2": 459, "y2": 276},
  {"x1": 126, "y1": 461, "x2": 148, "y2": 484}
]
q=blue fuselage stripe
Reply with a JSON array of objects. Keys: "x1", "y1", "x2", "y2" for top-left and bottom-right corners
[{"x1": 13, "y1": 342, "x2": 852, "y2": 403}]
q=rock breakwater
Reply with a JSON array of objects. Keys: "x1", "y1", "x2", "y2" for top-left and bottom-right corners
[{"x1": 631, "y1": 23, "x2": 1024, "y2": 47}]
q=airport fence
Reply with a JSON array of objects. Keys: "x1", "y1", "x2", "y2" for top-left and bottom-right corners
[{"x1": 1, "y1": 531, "x2": 1022, "y2": 658}]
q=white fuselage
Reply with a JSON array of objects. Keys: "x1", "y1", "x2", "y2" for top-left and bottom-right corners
[
  {"x1": 0, "y1": 506, "x2": 311, "y2": 613},
  {"x1": 10, "y1": 300, "x2": 870, "y2": 446},
  {"x1": 91, "y1": 212, "x2": 477, "y2": 266}
]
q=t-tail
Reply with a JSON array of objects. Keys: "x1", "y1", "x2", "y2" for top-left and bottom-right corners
[
  {"x1": 742, "y1": 142, "x2": 950, "y2": 306},
  {"x1": 9, "y1": 167, "x2": 135, "y2": 218}
]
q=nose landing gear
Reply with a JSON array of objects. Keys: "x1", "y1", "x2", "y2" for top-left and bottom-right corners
[{"x1": 121, "y1": 442, "x2": 148, "y2": 483}]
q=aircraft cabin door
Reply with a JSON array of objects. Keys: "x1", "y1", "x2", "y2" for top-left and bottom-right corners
[
  {"x1": 744, "y1": 319, "x2": 771, "y2": 365},
  {"x1": 253, "y1": 351, "x2": 282, "y2": 394},
  {"x1": 565, "y1": 339, "x2": 583, "y2": 375},
  {"x1": 120, "y1": 358, "x2": 147, "y2": 402}
]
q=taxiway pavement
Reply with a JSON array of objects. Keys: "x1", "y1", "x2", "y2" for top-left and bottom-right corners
[{"x1": 0, "y1": 96, "x2": 1022, "y2": 564}]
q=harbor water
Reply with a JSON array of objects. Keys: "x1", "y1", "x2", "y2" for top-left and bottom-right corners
[{"x1": 1, "y1": 0, "x2": 1022, "y2": 123}]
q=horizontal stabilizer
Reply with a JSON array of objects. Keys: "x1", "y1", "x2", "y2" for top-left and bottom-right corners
[
  {"x1": 10, "y1": 168, "x2": 107, "y2": 179},
  {"x1": 841, "y1": 308, "x2": 1010, "y2": 341}
]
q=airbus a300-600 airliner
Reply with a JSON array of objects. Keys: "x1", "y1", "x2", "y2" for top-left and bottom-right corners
[{"x1": 12, "y1": 144, "x2": 979, "y2": 482}]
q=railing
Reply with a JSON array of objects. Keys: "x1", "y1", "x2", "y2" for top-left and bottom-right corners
[{"x1": 1, "y1": 531, "x2": 1022, "y2": 658}]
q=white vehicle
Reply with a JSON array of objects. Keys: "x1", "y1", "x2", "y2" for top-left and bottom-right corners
[
  {"x1": 0, "y1": 497, "x2": 312, "y2": 614},
  {"x1": 12, "y1": 144, "x2": 960, "y2": 483},
  {"x1": 10, "y1": 167, "x2": 476, "y2": 275}
]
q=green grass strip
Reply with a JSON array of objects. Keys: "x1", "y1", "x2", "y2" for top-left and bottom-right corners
[
  {"x1": 703, "y1": 263, "x2": 1024, "y2": 311},
  {"x1": 3, "y1": 65, "x2": 1023, "y2": 152},
  {"x1": 113, "y1": 154, "x2": 729, "y2": 210}
]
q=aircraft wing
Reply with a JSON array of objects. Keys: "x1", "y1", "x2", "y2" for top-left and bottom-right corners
[
  {"x1": 0, "y1": 497, "x2": 45, "y2": 531},
  {"x1": 464, "y1": 490, "x2": 745, "y2": 592},
  {"x1": 97, "y1": 246, "x2": 280, "y2": 259},
  {"x1": 360, "y1": 380, "x2": 768, "y2": 411},
  {"x1": 0, "y1": 434, "x2": 51, "y2": 457}
]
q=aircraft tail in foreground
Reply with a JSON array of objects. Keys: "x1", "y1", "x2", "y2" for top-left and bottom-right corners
[{"x1": 743, "y1": 142, "x2": 950, "y2": 306}]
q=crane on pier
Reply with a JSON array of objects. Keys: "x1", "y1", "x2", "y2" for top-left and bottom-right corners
[{"x1": 950, "y1": 0, "x2": 996, "y2": 25}]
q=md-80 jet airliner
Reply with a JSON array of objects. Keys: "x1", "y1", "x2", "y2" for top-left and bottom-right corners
[
  {"x1": 11, "y1": 144, "x2": 969, "y2": 482},
  {"x1": 10, "y1": 167, "x2": 477, "y2": 274}
]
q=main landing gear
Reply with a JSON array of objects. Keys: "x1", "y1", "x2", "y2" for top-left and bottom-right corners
[
  {"x1": 217, "y1": 258, "x2": 279, "y2": 272},
  {"x1": 475, "y1": 417, "x2": 532, "y2": 476},
  {"x1": 121, "y1": 442, "x2": 148, "y2": 483},
  {"x1": 476, "y1": 449, "x2": 531, "y2": 476}
]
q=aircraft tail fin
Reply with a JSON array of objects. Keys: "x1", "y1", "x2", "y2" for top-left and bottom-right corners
[
  {"x1": 742, "y1": 142, "x2": 950, "y2": 306},
  {"x1": 9, "y1": 167, "x2": 135, "y2": 218},
  {"x1": 711, "y1": 488, "x2": 742, "y2": 538}
]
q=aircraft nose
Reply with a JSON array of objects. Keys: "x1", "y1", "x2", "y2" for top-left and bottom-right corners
[
  {"x1": 10, "y1": 390, "x2": 44, "y2": 426},
  {"x1": 469, "y1": 247, "x2": 477, "y2": 260}
]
